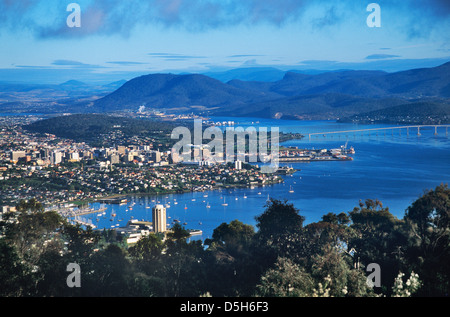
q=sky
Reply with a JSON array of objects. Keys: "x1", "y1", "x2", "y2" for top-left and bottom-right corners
[{"x1": 0, "y1": 0, "x2": 449, "y2": 84}]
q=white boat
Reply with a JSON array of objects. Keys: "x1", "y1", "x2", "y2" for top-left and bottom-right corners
[
  {"x1": 243, "y1": 194, "x2": 247, "y2": 198},
  {"x1": 221, "y1": 198, "x2": 228, "y2": 206},
  {"x1": 289, "y1": 185, "x2": 294, "y2": 193},
  {"x1": 206, "y1": 202, "x2": 211, "y2": 208}
]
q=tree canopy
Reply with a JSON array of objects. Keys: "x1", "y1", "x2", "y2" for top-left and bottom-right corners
[{"x1": 0, "y1": 184, "x2": 448, "y2": 297}]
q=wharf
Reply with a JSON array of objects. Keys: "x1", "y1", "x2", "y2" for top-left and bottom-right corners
[
  {"x1": 279, "y1": 155, "x2": 352, "y2": 162},
  {"x1": 97, "y1": 197, "x2": 128, "y2": 205}
]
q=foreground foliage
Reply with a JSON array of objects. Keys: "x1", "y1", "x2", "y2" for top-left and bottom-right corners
[{"x1": 0, "y1": 184, "x2": 448, "y2": 297}]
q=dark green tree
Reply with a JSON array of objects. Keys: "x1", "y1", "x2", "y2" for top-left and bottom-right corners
[
  {"x1": 348, "y1": 199, "x2": 406, "y2": 295},
  {"x1": 404, "y1": 184, "x2": 450, "y2": 296},
  {"x1": 255, "y1": 198, "x2": 305, "y2": 241},
  {"x1": 0, "y1": 239, "x2": 33, "y2": 296},
  {"x1": 162, "y1": 224, "x2": 206, "y2": 297}
]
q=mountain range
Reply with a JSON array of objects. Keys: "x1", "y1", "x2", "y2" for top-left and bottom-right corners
[
  {"x1": 90, "y1": 61, "x2": 450, "y2": 121},
  {"x1": 1, "y1": 62, "x2": 449, "y2": 122}
]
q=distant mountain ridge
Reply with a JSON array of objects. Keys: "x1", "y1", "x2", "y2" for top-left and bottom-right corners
[
  {"x1": 93, "y1": 73, "x2": 277, "y2": 112},
  {"x1": 90, "y1": 61, "x2": 450, "y2": 121},
  {"x1": 2, "y1": 62, "x2": 449, "y2": 121}
]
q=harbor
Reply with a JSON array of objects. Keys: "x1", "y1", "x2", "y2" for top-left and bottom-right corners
[{"x1": 279, "y1": 143, "x2": 355, "y2": 162}]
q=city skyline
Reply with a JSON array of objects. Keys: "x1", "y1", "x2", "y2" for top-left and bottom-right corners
[{"x1": 1, "y1": 0, "x2": 449, "y2": 84}]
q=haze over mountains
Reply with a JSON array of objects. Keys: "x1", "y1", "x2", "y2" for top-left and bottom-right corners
[
  {"x1": 92, "y1": 61, "x2": 450, "y2": 121},
  {"x1": 1, "y1": 62, "x2": 449, "y2": 122}
]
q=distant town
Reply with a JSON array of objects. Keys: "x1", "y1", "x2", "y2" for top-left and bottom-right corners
[{"x1": 0, "y1": 115, "x2": 288, "y2": 211}]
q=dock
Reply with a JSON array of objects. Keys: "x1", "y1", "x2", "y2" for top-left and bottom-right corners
[{"x1": 97, "y1": 197, "x2": 128, "y2": 205}]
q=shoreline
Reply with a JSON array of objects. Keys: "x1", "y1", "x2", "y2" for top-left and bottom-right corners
[{"x1": 57, "y1": 176, "x2": 287, "y2": 214}]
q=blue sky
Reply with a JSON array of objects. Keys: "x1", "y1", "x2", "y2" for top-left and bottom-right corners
[{"x1": 0, "y1": 0, "x2": 449, "y2": 84}]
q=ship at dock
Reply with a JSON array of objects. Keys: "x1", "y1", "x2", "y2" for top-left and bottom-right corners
[{"x1": 279, "y1": 143, "x2": 355, "y2": 162}]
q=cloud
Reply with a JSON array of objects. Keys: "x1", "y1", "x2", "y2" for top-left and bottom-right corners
[
  {"x1": 228, "y1": 54, "x2": 265, "y2": 58},
  {"x1": 0, "y1": 0, "x2": 324, "y2": 38},
  {"x1": 0, "y1": 0, "x2": 449, "y2": 40},
  {"x1": 148, "y1": 53, "x2": 207, "y2": 61},
  {"x1": 365, "y1": 54, "x2": 401, "y2": 60},
  {"x1": 51, "y1": 59, "x2": 105, "y2": 68},
  {"x1": 106, "y1": 61, "x2": 147, "y2": 66}
]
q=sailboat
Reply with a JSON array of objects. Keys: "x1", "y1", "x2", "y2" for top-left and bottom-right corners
[
  {"x1": 221, "y1": 197, "x2": 228, "y2": 206},
  {"x1": 184, "y1": 204, "x2": 188, "y2": 210},
  {"x1": 206, "y1": 202, "x2": 211, "y2": 208},
  {"x1": 289, "y1": 185, "x2": 294, "y2": 193},
  {"x1": 243, "y1": 193, "x2": 247, "y2": 199}
]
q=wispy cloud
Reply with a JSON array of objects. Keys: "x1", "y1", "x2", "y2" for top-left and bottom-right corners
[
  {"x1": 0, "y1": 0, "x2": 349, "y2": 38},
  {"x1": 51, "y1": 59, "x2": 105, "y2": 68},
  {"x1": 365, "y1": 54, "x2": 401, "y2": 60},
  {"x1": 228, "y1": 54, "x2": 266, "y2": 58},
  {"x1": 148, "y1": 53, "x2": 207, "y2": 61},
  {"x1": 106, "y1": 61, "x2": 147, "y2": 66},
  {"x1": 0, "y1": 0, "x2": 449, "y2": 41}
]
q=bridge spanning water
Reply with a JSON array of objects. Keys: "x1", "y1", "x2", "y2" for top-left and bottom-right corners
[{"x1": 307, "y1": 124, "x2": 450, "y2": 140}]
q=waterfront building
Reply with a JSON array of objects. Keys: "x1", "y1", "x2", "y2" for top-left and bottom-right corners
[{"x1": 152, "y1": 204, "x2": 167, "y2": 233}]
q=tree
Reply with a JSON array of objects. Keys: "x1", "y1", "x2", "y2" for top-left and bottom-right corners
[
  {"x1": 129, "y1": 233, "x2": 164, "y2": 262},
  {"x1": 348, "y1": 199, "x2": 405, "y2": 294},
  {"x1": 404, "y1": 184, "x2": 450, "y2": 296},
  {"x1": 82, "y1": 244, "x2": 134, "y2": 296},
  {"x1": 204, "y1": 220, "x2": 256, "y2": 297},
  {"x1": 310, "y1": 245, "x2": 372, "y2": 297},
  {"x1": 0, "y1": 239, "x2": 33, "y2": 296},
  {"x1": 255, "y1": 199, "x2": 304, "y2": 241},
  {"x1": 209, "y1": 219, "x2": 254, "y2": 254},
  {"x1": 162, "y1": 224, "x2": 206, "y2": 296},
  {"x1": 256, "y1": 257, "x2": 314, "y2": 297}
]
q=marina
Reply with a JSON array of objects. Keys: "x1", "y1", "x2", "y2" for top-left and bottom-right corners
[{"x1": 65, "y1": 119, "x2": 449, "y2": 242}]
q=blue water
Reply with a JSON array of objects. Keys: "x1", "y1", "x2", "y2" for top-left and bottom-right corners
[{"x1": 83, "y1": 119, "x2": 450, "y2": 240}]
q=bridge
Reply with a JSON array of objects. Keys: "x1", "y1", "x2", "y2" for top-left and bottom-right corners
[{"x1": 307, "y1": 124, "x2": 450, "y2": 141}]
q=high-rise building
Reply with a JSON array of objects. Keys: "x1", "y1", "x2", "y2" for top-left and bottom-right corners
[
  {"x1": 10, "y1": 151, "x2": 26, "y2": 162},
  {"x1": 149, "y1": 151, "x2": 161, "y2": 163},
  {"x1": 152, "y1": 204, "x2": 167, "y2": 233},
  {"x1": 51, "y1": 151, "x2": 63, "y2": 165}
]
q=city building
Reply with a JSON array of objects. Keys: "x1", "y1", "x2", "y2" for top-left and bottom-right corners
[
  {"x1": 10, "y1": 151, "x2": 26, "y2": 162},
  {"x1": 152, "y1": 204, "x2": 167, "y2": 233}
]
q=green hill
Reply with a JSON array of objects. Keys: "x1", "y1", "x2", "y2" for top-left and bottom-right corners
[
  {"x1": 338, "y1": 101, "x2": 450, "y2": 124},
  {"x1": 24, "y1": 114, "x2": 179, "y2": 145}
]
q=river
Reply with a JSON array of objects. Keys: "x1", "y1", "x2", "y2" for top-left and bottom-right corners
[{"x1": 84, "y1": 118, "x2": 450, "y2": 240}]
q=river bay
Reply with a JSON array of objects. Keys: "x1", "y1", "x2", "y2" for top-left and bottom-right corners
[{"x1": 85, "y1": 118, "x2": 450, "y2": 240}]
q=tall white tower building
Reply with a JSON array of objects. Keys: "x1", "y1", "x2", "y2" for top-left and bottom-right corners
[{"x1": 152, "y1": 204, "x2": 167, "y2": 233}]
